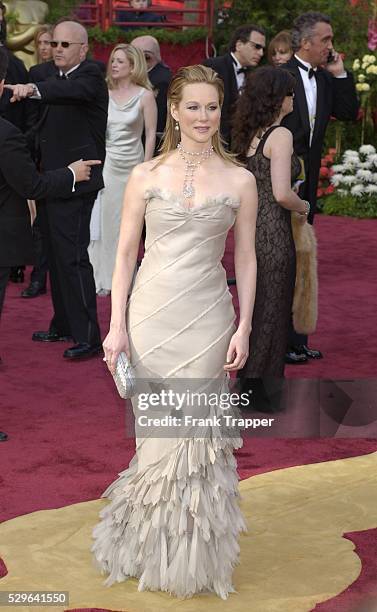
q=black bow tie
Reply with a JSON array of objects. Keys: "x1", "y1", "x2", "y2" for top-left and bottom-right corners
[
  {"x1": 296, "y1": 59, "x2": 316, "y2": 79},
  {"x1": 237, "y1": 66, "x2": 251, "y2": 75},
  {"x1": 57, "y1": 73, "x2": 68, "y2": 80}
]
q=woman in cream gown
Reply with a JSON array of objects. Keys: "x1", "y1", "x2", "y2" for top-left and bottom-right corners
[
  {"x1": 89, "y1": 44, "x2": 157, "y2": 295},
  {"x1": 92, "y1": 65, "x2": 258, "y2": 599}
]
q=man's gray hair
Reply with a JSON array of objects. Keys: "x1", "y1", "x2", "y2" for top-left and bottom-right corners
[{"x1": 291, "y1": 12, "x2": 331, "y2": 51}]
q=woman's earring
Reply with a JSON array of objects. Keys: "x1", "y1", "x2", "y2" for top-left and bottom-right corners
[{"x1": 174, "y1": 121, "x2": 180, "y2": 132}]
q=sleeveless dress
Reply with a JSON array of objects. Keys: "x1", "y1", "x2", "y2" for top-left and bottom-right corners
[
  {"x1": 89, "y1": 91, "x2": 146, "y2": 292},
  {"x1": 239, "y1": 126, "x2": 301, "y2": 379},
  {"x1": 92, "y1": 188, "x2": 247, "y2": 599}
]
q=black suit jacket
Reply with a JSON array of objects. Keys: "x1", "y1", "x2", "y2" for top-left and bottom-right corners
[
  {"x1": 148, "y1": 62, "x2": 172, "y2": 134},
  {"x1": 32, "y1": 60, "x2": 108, "y2": 196},
  {"x1": 26, "y1": 61, "x2": 57, "y2": 150},
  {"x1": 29, "y1": 58, "x2": 106, "y2": 81},
  {"x1": 203, "y1": 53, "x2": 238, "y2": 145},
  {"x1": 0, "y1": 48, "x2": 30, "y2": 133},
  {"x1": 0, "y1": 117, "x2": 74, "y2": 266},
  {"x1": 281, "y1": 56, "x2": 359, "y2": 216}
]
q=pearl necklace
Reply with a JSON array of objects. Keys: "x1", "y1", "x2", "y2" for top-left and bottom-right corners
[{"x1": 177, "y1": 142, "x2": 214, "y2": 199}]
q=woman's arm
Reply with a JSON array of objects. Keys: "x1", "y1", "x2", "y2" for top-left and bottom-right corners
[
  {"x1": 103, "y1": 164, "x2": 147, "y2": 371},
  {"x1": 268, "y1": 127, "x2": 309, "y2": 214},
  {"x1": 142, "y1": 90, "x2": 157, "y2": 161},
  {"x1": 224, "y1": 170, "x2": 258, "y2": 371}
]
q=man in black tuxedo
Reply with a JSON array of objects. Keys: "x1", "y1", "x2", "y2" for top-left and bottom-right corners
[
  {"x1": 203, "y1": 24, "x2": 266, "y2": 145},
  {"x1": 7, "y1": 21, "x2": 108, "y2": 360},
  {"x1": 0, "y1": 46, "x2": 99, "y2": 444},
  {"x1": 281, "y1": 12, "x2": 358, "y2": 363}
]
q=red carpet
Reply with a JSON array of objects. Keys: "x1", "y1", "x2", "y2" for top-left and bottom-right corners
[
  {"x1": 223, "y1": 215, "x2": 377, "y2": 379},
  {"x1": 0, "y1": 215, "x2": 376, "y2": 611}
]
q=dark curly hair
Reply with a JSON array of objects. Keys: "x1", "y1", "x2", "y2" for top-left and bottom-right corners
[{"x1": 231, "y1": 66, "x2": 296, "y2": 161}]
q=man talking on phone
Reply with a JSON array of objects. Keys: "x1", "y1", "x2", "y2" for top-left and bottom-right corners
[{"x1": 280, "y1": 11, "x2": 358, "y2": 364}]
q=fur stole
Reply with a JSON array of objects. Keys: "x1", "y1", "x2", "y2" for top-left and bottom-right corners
[{"x1": 291, "y1": 213, "x2": 318, "y2": 335}]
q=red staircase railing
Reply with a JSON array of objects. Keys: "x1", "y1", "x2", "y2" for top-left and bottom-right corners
[{"x1": 75, "y1": 1, "x2": 215, "y2": 35}]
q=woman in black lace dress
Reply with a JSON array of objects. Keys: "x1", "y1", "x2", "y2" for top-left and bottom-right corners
[{"x1": 232, "y1": 66, "x2": 310, "y2": 410}]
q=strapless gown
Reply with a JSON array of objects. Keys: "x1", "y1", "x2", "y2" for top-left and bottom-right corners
[{"x1": 92, "y1": 187, "x2": 247, "y2": 599}]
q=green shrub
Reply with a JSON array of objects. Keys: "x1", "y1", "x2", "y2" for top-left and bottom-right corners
[
  {"x1": 87, "y1": 25, "x2": 207, "y2": 46},
  {"x1": 45, "y1": 0, "x2": 80, "y2": 24},
  {"x1": 322, "y1": 193, "x2": 377, "y2": 218},
  {"x1": 214, "y1": 0, "x2": 369, "y2": 65}
]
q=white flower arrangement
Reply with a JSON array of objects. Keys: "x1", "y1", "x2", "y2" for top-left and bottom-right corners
[
  {"x1": 330, "y1": 145, "x2": 377, "y2": 203},
  {"x1": 351, "y1": 184, "x2": 365, "y2": 196},
  {"x1": 356, "y1": 169, "x2": 373, "y2": 180},
  {"x1": 359, "y1": 145, "x2": 376, "y2": 155},
  {"x1": 340, "y1": 175, "x2": 357, "y2": 184},
  {"x1": 358, "y1": 161, "x2": 373, "y2": 169},
  {"x1": 352, "y1": 52, "x2": 377, "y2": 95},
  {"x1": 365, "y1": 184, "x2": 377, "y2": 193},
  {"x1": 331, "y1": 164, "x2": 346, "y2": 173}
]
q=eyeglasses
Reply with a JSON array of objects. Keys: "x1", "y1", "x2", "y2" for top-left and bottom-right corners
[
  {"x1": 247, "y1": 40, "x2": 265, "y2": 51},
  {"x1": 50, "y1": 41, "x2": 85, "y2": 48},
  {"x1": 286, "y1": 91, "x2": 295, "y2": 97}
]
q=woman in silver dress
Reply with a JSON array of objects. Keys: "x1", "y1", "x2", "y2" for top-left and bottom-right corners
[{"x1": 89, "y1": 44, "x2": 157, "y2": 295}]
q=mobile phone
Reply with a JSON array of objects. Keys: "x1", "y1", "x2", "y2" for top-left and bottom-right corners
[{"x1": 327, "y1": 50, "x2": 336, "y2": 64}]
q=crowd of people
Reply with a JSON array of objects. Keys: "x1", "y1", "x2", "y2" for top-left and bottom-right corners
[{"x1": 0, "y1": 6, "x2": 359, "y2": 598}]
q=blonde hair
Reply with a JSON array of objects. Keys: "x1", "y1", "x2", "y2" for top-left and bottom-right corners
[
  {"x1": 34, "y1": 25, "x2": 53, "y2": 63},
  {"x1": 158, "y1": 65, "x2": 240, "y2": 165},
  {"x1": 107, "y1": 44, "x2": 152, "y2": 90}
]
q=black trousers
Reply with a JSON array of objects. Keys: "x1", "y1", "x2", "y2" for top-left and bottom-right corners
[
  {"x1": 30, "y1": 200, "x2": 49, "y2": 286},
  {"x1": 43, "y1": 193, "x2": 101, "y2": 345},
  {"x1": 0, "y1": 267, "x2": 10, "y2": 318}
]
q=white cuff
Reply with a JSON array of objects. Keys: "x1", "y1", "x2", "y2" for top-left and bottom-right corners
[
  {"x1": 68, "y1": 166, "x2": 76, "y2": 192},
  {"x1": 30, "y1": 84, "x2": 42, "y2": 99},
  {"x1": 335, "y1": 71, "x2": 347, "y2": 79}
]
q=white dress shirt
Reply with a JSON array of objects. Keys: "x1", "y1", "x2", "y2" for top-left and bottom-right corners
[
  {"x1": 230, "y1": 52, "x2": 245, "y2": 92},
  {"x1": 295, "y1": 54, "x2": 317, "y2": 145}
]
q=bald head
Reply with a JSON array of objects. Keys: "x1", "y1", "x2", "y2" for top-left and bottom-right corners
[
  {"x1": 54, "y1": 21, "x2": 88, "y2": 44},
  {"x1": 131, "y1": 35, "x2": 161, "y2": 69},
  {"x1": 52, "y1": 21, "x2": 88, "y2": 72}
]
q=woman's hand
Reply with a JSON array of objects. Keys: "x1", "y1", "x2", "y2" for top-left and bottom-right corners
[
  {"x1": 224, "y1": 329, "x2": 249, "y2": 371},
  {"x1": 103, "y1": 327, "x2": 130, "y2": 374}
]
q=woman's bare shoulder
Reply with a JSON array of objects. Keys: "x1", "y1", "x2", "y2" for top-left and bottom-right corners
[
  {"x1": 131, "y1": 158, "x2": 160, "y2": 179},
  {"x1": 269, "y1": 125, "x2": 293, "y2": 143},
  {"x1": 213, "y1": 162, "x2": 256, "y2": 202},
  {"x1": 226, "y1": 164, "x2": 256, "y2": 189},
  {"x1": 141, "y1": 88, "x2": 156, "y2": 103}
]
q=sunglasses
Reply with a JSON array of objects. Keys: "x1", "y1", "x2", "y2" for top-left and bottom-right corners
[
  {"x1": 50, "y1": 41, "x2": 85, "y2": 48},
  {"x1": 143, "y1": 51, "x2": 155, "y2": 61},
  {"x1": 247, "y1": 40, "x2": 265, "y2": 51}
]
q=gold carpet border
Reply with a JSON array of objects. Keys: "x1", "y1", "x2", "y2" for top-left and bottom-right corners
[{"x1": 0, "y1": 452, "x2": 376, "y2": 612}]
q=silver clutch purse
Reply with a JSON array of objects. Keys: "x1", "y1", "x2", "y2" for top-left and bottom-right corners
[{"x1": 112, "y1": 352, "x2": 136, "y2": 399}]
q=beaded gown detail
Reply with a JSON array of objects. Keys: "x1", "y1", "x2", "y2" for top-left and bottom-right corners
[
  {"x1": 239, "y1": 126, "x2": 301, "y2": 379},
  {"x1": 92, "y1": 188, "x2": 247, "y2": 599}
]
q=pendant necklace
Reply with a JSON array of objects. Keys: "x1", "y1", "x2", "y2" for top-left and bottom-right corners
[{"x1": 177, "y1": 142, "x2": 214, "y2": 200}]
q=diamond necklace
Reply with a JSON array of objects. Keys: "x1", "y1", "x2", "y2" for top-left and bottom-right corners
[{"x1": 177, "y1": 142, "x2": 214, "y2": 199}]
